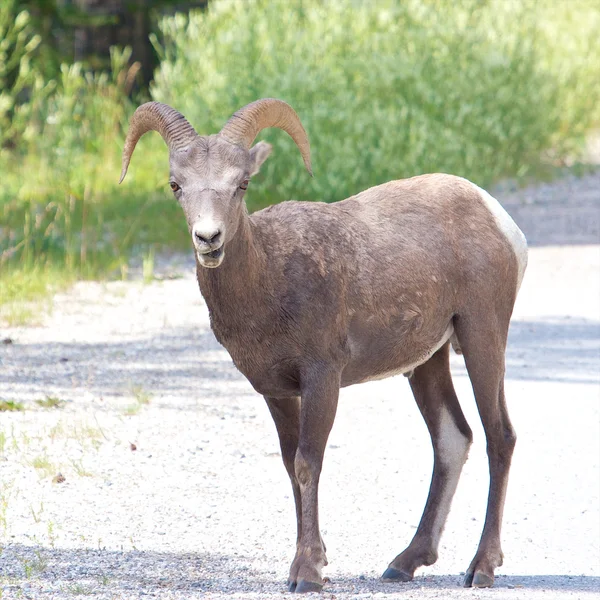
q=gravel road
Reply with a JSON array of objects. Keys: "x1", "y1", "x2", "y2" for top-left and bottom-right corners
[{"x1": 1, "y1": 172, "x2": 599, "y2": 599}]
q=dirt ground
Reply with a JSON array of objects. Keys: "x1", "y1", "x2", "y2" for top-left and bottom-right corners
[{"x1": 0, "y1": 173, "x2": 599, "y2": 599}]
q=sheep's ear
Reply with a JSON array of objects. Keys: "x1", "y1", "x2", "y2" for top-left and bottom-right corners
[{"x1": 248, "y1": 141, "x2": 272, "y2": 177}]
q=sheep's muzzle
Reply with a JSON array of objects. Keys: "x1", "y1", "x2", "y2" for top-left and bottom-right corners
[{"x1": 196, "y1": 246, "x2": 224, "y2": 269}]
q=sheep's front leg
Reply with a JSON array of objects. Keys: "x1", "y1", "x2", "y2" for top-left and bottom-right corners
[
  {"x1": 265, "y1": 396, "x2": 302, "y2": 545},
  {"x1": 287, "y1": 368, "x2": 340, "y2": 594}
]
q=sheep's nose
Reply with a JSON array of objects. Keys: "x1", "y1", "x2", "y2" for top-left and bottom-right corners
[{"x1": 194, "y1": 227, "x2": 222, "y2": 247}]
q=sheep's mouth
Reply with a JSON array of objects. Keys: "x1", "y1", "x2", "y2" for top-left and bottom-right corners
[
  {"x1": 207, "y1": 247, "x2": 223, "y2": 259},
  {"x1": 197, "y1": 246, "x2": 224, "y2": 268}
]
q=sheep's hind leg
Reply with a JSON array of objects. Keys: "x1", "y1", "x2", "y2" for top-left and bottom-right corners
[
  {"x1": 455, "y1": 314, "x2": 515, "y2": 588},
  {"x1": 383, "y1": 342, "x2": 473, "y2": 583}
]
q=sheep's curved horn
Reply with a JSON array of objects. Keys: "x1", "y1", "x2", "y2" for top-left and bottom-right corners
[
  {"x1": 219, "y1": 98, "x2": 312, "y2": 175},
  {"x1": 119, "y1": 102, "x2": 198, "y2": 183}
]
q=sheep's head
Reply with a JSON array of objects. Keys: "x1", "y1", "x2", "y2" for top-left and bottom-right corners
[{"x1": 120, "y1": 99, "x2": 312, "y2": 268}]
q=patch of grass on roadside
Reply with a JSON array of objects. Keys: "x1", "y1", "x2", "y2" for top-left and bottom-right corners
[
  {"x1": 70, "y1": 458, "x2": 93, "y2": 477},
  {"x1": 30, "y1": 455, "x2": 56, "y2": 478},
  {"x1": 131, "y1": 385, "x2": 151, "y2": 405},
  {"x1": 30, "y1": 502, "x2": 44, "y2": 523},
  {"x1": 49, "y1": 421, "x2": 65, "y2": 441},
  {"x1": 0, "y1": 397, "x2": 67, "y2": 411},
  {"x1": 142, "y1": 246, "x2": 156, "y2": 284},
  {"x1": 0, "y1": 400, "x2": 25, "y2": 412},
  {"x1": 35, "y1": 396, "x2": 67, "y2": 409},
  {"x1": 21, "y1": 550, "x2": 48, "y2": 578},
  {"x1": 47, "y1": 521, "x2": 57, "y2": 548},
  {"x1": 0, "y1": 482, "x2": 12, "y2": 534},
  {"x1": 123, "y1": 404, "x2": 141, "y2": 416},
  {"x1": 0, "y1": 267, "x2": 68, "y2": 326},
  {"x1": 67, "y1": 422, "x2": 105, "y2": 450},
  {"x1": 123, "y1": 384, "x2": 152, "y2": 416},
  {"x1": 66, "y1": 584, "x2": 94, "y2": 596}
]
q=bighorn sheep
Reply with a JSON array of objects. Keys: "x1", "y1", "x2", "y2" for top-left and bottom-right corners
[{"x1": 120, "y1": 98, "x2": 528, "y2": 593}]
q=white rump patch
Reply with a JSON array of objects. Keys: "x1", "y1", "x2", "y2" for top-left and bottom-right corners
[{"x1": 469, "y1": 181, "x2": 528, "y2": 290}]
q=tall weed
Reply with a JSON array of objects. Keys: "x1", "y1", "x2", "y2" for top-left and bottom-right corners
[
  {"x1": 1, "y1": 47, "x2": 187, "y2": 307},
  {"x1": 0, "y1": 1, "x2": 48, "y2": 148}
]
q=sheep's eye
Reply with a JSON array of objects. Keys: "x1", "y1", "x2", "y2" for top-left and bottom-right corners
[
  {"x1": 239, "y1": 179, "x2": 249, "y2": 191},
  {"x1": 169, "y1": 182, "x2": 180, "y2": 192}
]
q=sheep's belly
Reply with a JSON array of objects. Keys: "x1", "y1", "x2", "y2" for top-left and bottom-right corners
[{"x1": 350, "y1": 323, "x2": 454, "y2": 385}]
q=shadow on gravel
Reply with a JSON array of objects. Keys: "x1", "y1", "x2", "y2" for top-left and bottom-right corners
[
  {"x1": 451, "y1": 317, "x2": 600, "y2": 385},
  {"x1": 2, "y1": 318, "x2": 599, "y2": 405},
  {"x1": 0, "y1": 325, "x2": 253, "y2": 403},
  {"x1": 329, "y1": 573, "x2": 600, "y2": 594},
  {"x1": 506, "y1": 203, "x2": 600, "y2": 246},
  {"x1": 0, "y1": 544, "x2": 600, "y2": 598},
  {"x1": 506, "y1": 318, "x2": 600, "y2": 384},
  {"x1": 0, "y1": 543, "x2": 277, "y2": 596},
  {"x1": 1, "y1": 544, "x2": 598, "y2": 596},
  {"x1": 497, "y1": 172, "x2": 600, "y2": 247}
]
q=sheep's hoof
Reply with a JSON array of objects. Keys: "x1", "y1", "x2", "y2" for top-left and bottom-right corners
[
  {"x1": 381, "y1": 566, "x2": 413, "y2": 582},
  {"x1": 464, "y1": 571, "x2": 494, "y2": 588},
  {"x1": 294, "y1": 579, "x2": 323, "y2": 593}
]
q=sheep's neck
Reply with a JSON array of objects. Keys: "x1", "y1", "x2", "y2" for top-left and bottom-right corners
[{"x1": 195, "y1": 213, "x2": 267, "y2": 340}]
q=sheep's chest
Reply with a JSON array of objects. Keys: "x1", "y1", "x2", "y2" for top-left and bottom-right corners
[{"x1": 209, "y1": 314, "x2": 302, "y2": 399}]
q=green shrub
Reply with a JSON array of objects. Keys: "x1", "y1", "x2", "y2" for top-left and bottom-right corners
[
  {"x1": 151, "y1": 0, "x2": 600, "y2": 210},
  {"x1": 0, "y1": 1, "x2": 44, "y2": 148}
]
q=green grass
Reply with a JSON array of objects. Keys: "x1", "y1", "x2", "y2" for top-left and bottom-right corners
[
  {"x1": 0, "y1": 397, "x2": 66, "y2": 411},
  {"x1": 0, "y1": 268, "x2": 65, "y2": 325},
  {"x1": 123, "y1": 385, "x2": 152, "y2": 417},
  {"x1": 123, "y1": 404, "x2": 141, "y2": 416},
  {"x1": 142, "y1": 246, "x2": 157, "y2": 283},
  {"x1": 0, "y1": 401, "x2": 25, "y2": 412},
  {"x1": 30, "y1": 455, "x2": 56, "y2": 478},
  {"x1": 70, "y1": 458, "x2": 92, "y2": 477},
  {"x1": 131, "y1": 385, "x2": 151, "y2": 405},
  {"x1": 30, "y1": 502, "x2": 44, "y2": 523},
  {"x1": 1, "y1": 0, "x2": 599, "y2": 317},
  {"x1": 35, "y1": 396, "x2": 67, "y2": 409},
  {"x1": 123, "y1": 384, "x2": 152, "y2": 415},
  {"x1": 21, "y1": 551, "x2": 48, "y2": 578},
  {"x1": 65, "y1": 584, "x2": 93, "y2": 596}
]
